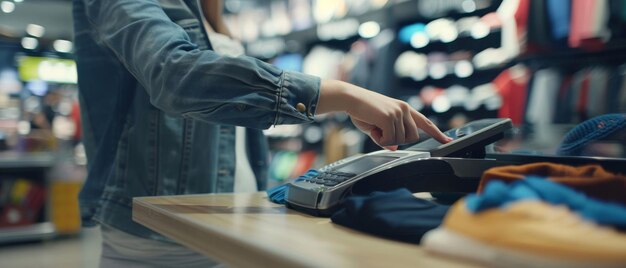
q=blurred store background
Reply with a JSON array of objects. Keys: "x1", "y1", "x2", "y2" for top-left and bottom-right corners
[{"x1": 0, "y1": 0, "x2": 625, "y2": 267}]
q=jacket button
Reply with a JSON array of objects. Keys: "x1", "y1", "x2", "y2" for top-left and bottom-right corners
[{"x1": 296, "y1": 103, "x2": 306, "y2": 112}]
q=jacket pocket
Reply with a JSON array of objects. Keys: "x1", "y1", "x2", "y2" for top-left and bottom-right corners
[
  {"x1": 177, "y1": 20, "x2": 210, "y2": 50},
  {"x1": 153, "y1": 112, "x2": 188, "y2": 196}
]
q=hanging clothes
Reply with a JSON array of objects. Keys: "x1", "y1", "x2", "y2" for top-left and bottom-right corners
[
  {"x1": 554, "y1": 72, "x2": 574, "y2": 123},
  {"x1": 525, "y1": 68, "x2": 562, "y2": 143},
  {"x1": 569, "y1": 0, "x2": 610, "y2": 49},
  {"x1": 586, "y1": 67, "x2": 610, "y2": 118},
  {"x1": 493, "y1": 65, "x2": 530, "y2": 125},
  {"x1": 546, "y1": 0, "x2": 570, "y2": 41},
  {"x1": 526, "y1": 0, "x2": 553, "y2": 52}
]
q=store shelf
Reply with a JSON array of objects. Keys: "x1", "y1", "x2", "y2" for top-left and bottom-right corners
[
  {"x1": 246, "y1": 0, "x2": 503, "y2": 59},
  {"x1": 516, "y1": 44, "x2": 626, "y2": 68},
  {"x1": 395, "y1": 64, "x2": 507, "y2": 90},
  {"x1": 0, "y1": 152, "x2": 55, "y2": 169},
  {"x1": 0, "y1": 152, "x2": 58, "y2": 244},
  {"x1": 0, "y1": 222, "x2": 56, "y2": 244}
]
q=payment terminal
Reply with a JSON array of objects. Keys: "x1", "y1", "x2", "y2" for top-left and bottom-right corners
[
  {"x1": 285, "y1": 118, "x2": 626, "y2": 216},
  {"x1": 285, "y1": 118, "x2": 513, "y2": 216}
]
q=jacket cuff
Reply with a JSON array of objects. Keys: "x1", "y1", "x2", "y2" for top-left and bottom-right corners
[{"x1": 274, "y1": 71, "x2": 321, "y2": 125}]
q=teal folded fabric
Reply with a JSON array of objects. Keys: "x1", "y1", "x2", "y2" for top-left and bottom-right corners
[{"x1": 266, "y1": 170, "x2": 318, "y2": 204}]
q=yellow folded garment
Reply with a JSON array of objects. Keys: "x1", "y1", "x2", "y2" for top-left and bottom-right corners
[
  {"x1": 477, "y1": 163, "x2": 626, "y2": 205},
  {"x1": 443, "y1": 199, "x2": 626, "y2": 264}
]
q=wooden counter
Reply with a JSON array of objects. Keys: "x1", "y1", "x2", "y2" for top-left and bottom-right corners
[{"x1": 133, "y1": 192, "x2": 479, "y2": 268}]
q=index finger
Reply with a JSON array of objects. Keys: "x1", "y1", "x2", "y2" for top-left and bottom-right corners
[{"x1": 410, "y1": 110, "x2": 452, "y2": 144}]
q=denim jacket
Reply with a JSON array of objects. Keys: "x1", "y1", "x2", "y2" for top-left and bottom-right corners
[{"x1": 73, "y1": 0, "x2": 320, "y2": 241}]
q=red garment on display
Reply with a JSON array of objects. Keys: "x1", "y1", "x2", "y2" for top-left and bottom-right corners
[
  {"x1": 569, "y1": 0, "x2": 605, "y2": 50},
  {"x1": 514, "y1": 0, "x2": 530, "y2": 39},
  {"x1": 493, "y1": 67, "x2": 530, "y2": 125}
]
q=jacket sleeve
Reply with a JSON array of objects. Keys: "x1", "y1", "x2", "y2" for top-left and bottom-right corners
[{"x1": 80, "y1": 0, "x2": 320, "y2": 129}]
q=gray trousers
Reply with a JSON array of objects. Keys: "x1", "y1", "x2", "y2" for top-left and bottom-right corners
[{"x1": 98, "y1": 225, "x2": 223, "y2": 268}]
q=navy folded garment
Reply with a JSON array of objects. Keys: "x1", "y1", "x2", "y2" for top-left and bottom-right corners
[
  {"x1": 466, "y1": 177, "x2": 626, "y2": 229},
  {"x1": 331, "y1": 188, "x2": 450, "y2": 244},
  {"x1": 266, "y1": 170, "x2": 318, "y2": 204}
]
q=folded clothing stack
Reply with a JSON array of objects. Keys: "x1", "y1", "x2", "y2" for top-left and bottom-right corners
[
  {"x1": 423, "y1": 164, "x2": 626, "y2": 268},
  {"x1": 478, "y1": 163, "x2": 626, "y2": 205}
]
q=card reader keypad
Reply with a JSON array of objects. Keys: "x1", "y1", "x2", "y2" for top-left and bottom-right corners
[{"x1": 306, "y1": 171, "x2": 355, "y2": 187}]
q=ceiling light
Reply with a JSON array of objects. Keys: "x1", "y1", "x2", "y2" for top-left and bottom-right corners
[
  {"x1": 432, "y1": 95, "x2": 451, "y2": 113},
  {"x1": 454, "y1": 60, "x2": 474, "y2": 78},
  {"x1": 17, "y1": 120, "x2": 31, "y2": 135},
  {"x1": 26, "y1": 24, "x2": 45, "y2": 37},
  {"x1": 1, "y1": 1, "x2": 15, "y2": 13},
  {"x1": 410, "y1": 32, "x2": 429, "y2": 48},
  {"x1": 53, "y1": 40, "x2": 73, "y2": 53},
  {"x1": 14, "y1": 0, "x2": 23, "y2": 3},
  {"x1": 429, "y1": 63, "x2": 447, "y2": 80},
  {"x1": 471, "y1": 22, "x2": 490, "y2": 39},
  {"x1": 21, "y1": 37, "x2": 38, "y2": 50},
  {"x1": 358, "y1": 21, "x2": 380, "y2": 39},
  {"x1": 440, "y1": 27, "x2": 459, "y2": 43},
  {"x1": 462, "y1": 0, "x2": 477, "y2": 13}
]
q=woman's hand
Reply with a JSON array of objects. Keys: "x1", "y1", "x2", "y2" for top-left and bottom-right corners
[{"x1": 317, "y1": 80, "x2": 452, "y2": 150}]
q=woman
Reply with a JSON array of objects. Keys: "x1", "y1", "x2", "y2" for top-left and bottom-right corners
[{"x1": 73, "y1": 0, "x2": 451, "y2": 266}]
